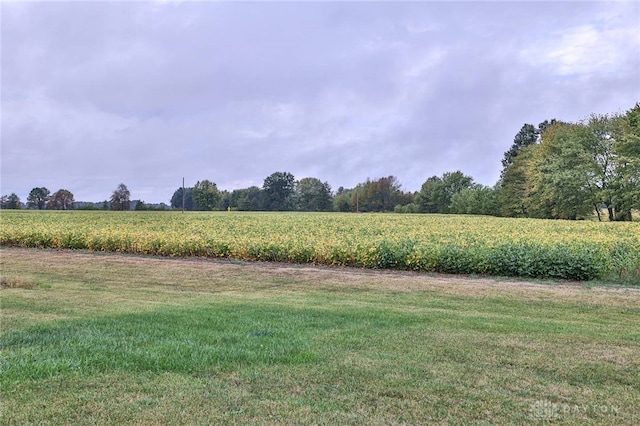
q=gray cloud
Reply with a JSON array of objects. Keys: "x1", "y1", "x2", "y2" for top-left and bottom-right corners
[{"x1": 2, "y1": 1, "x2": 639, "y2": 203}]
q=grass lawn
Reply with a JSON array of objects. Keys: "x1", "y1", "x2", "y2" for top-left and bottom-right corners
[{"x1": 1, "y1": 248, "x2": 639, "y2": 425}]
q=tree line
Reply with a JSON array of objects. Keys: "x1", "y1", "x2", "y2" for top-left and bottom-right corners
[
  {"x1": 3, "y1": 104, "x2": 638, "y2": 220},
  {"x1": 0, "y1": 183, "x2": 167, "y2": 211}
]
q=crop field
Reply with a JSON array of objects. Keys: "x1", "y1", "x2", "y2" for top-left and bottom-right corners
[
  {"x1": 1, "y1": 248, "x2": 639, "y2": 425},
  {"x1": 1, "y1": 210, "x2": 639, "y2": 282}
]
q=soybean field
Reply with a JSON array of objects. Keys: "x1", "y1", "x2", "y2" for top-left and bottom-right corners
[{"x1": 1, "y1": 211, "x2": 638, "y2": 282}]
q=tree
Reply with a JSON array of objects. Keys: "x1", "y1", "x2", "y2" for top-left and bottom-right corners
[
  {"x1": 416, "y1": 171, "x2": 474, "y2": 214},
  {"x1": 330, "y1": 177, "x2": 411, "y2": 212},
  {"x1": 27, "y1": 187, "x2": 50, "y2": 210},
  {"x1": 134, "y1": 200, "x2": 147, "y2": 211},
  {"x1": 531, "y1": 122, "x2": 594, "y2": 220},
  {"x1": 333, "y1": 189, "x2": 353, "y2": 212},
  {"x1": 0, "y1": 193, "x2": 22, "y2": 209},
  {"x1": 192, "y1": 180, "x2": 221, "y2": 211},
  {"x1": 500, "y1": 120, "x2": 557, "y2": 179},
  {"x1": 235, "y1": 186, "x2": 264, "y2": 211},
  {"x1": 496, "y1": 144, "x2": 538, "y2": 217},
  {"x1": 450, "y1": 185, "x2": 498, "y2": 216},
  {"x1": 110, "y1": 183, "x2": 131, "y2": 211},
  {"x1": 263, "y1": 171, "x2": 296, "y2": 211},
  {"x1": 363, "y1": 176, "x2": 411, "y2": 212},
  {"x1": 501, "y1": 124, "x2": 538, "y2": 174},
  {"x1": 294, "y1": 177, "x2": 333, "y2": 212},
  {"x1": 415, "y1": 176, "x2": 442, "y2": 213},
  {"x1": 610, "y1": 104, "x2": 640, "y2": 219},
  {"x1": 170, "y1": 187, "x2": 196, "y2": 211},
  {"x1": 47, "y1": 189, "x2": 75, "y2": 210},
  {"x1": 578, "y1": 113, "x2": 622, "y2": 221}
]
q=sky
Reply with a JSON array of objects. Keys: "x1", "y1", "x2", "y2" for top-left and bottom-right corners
[{"x1": 2, "y1": 0, "x2": 639, "y2": 204}]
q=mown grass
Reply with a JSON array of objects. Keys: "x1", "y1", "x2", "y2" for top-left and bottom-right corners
[{"x1": 1, "y1": 248, "x2": 639, "y2": 425}]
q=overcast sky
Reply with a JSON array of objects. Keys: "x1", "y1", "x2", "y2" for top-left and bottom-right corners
[{"x1": 2, "y1": 1, "x2": 639, "y2": 204}]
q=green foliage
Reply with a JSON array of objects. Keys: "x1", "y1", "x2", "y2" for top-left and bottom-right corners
[
  {"x1": 449, "y1": 185, "x2": 497, "y2": 215},
  {"x1": 294, "y1": 177, "x2": 333, "y2": 212},
  {"x1": 0, "y1": 193, "x2": 22, "y2": 210},
  {"x1": 393, "y1": 203, "x2": 420, "y2": 213},
  {"x1": 170, "y1": 187, "x2": 196, "y2": 210},
  {"x1": 498, "y1": 106, "x2": 640, "y2": 222},
  {"x1": 47, "y1": 189, "x2": 74, "y2": 210},
  {"x1": 192, "y1": 180, "x2": 221, "y2": 211},
  {"x1": 27, "y1": 187, "x2": 50, "y2": 210},
  {"x1": 236, "y1": 186, "x2": 264, "y2": 211},
  {"x1": 611, "y1": 103, "x2": 640, "y2": 216},
  {"x1": 496, "y1": 145, "x2": 537, "y2": 217},
  {"x1": 110, "y1": 183, "x2": 131, "y2": 211},
  {"x1": 332, "y1": 176, "x2": 412, "y2": 212},
  {"x1": 500, "y1": 123, "x2": 538, "y2": 174},
  {"x1": 416, "y1": 171, "x2": 474, "y2": 213},
  {"x1": 263, "y1": 172, "x2": 296, "y2": 211},
  {"x1": 530, "y1": 122, "x2": 594, "y2": 219}
]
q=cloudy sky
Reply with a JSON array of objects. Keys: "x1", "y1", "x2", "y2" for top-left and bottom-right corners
[{"x1": 2, "y1": 1, "x2": 639, "y2": 203}]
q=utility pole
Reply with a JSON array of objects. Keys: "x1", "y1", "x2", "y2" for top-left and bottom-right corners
[{"x1": 182, "y1": 177, "x2": 185, "y2": 213}]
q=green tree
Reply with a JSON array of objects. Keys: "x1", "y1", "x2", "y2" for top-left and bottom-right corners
[
  {"x1": 170, "y1": 187, "x2": 195, "y2": 211},
  {"x1": 416, "y1": 171, "x2": 474, "y2": 214},
  {"x1": 331, "y1": 177, "x2": 411, "y2": 212},
  {"x1": 500, "y1": 120, "x2": 557, "y2": 179},
  {"x1": 192, "y1": 180, "x2": 221, "y2": 211},
  {"x1": 526, "y1": 122, "x2": 594, "y2": 220},
  {"x1": 333, "y1": 187, "x2": 353, "y2": 212},
  {"x1": 47, "y1": 189, "x2": 75, "y2": 210},
  {"x1": 364, "y1": 176, "x2": 412, "y2": 212},
  {"x1": 0, "y1": 193, "x2": 22, "y2": 209},
  {"x1": 27, "y1": 187, "x2": 50, "y2": 210},
  {"x1": 110, "y1": 183, "x2": 131, "y2": 211},
  {"x1": 235, "y1": 186, "x2": 263, "y2": 211},
  {"x1": 294, "y1": 177, "x2": 333, "y2": 211},
  {"x1": 263, "y1": 172, "x2": 296, "y2": 211},
  {"x1": 450, "y1": 185, "x2": 497, "y2": 215},
  {"x1": 577, "y1": 114, "x2": 617, "y2": 220},
  {"x1": 496, "y1": 144, "x2": 538, "y2": 217},
  {"x1": 415, "y1": 176, "x2": 442, "y2": 213},
  {"x1": 501, "y1": 123, "x2": 538, "y2": 175},
  {"x1": 134, "y1": 200, "x2": 147, "y2": 211},
  {"x1": 610, "y1": 103, "x2": 640, "y2": 219}
]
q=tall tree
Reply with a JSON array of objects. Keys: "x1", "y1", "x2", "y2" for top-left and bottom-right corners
[
  {"x1": 501, "y1": 123, "x2": 537, "y2": 174},
  {"x1": 450, "y1": 185, "x2": 498, "y2": 216},
  {"x1": 192, "y1": 180, "x2": 221, "y2": 211},
  {"x1": 0, "y1": 193, "x2": 22, "y2": 209},
  {"x1": 496, "y1": 144, "x2": 538, "y2": 217},
  {"x1": 416, "y1": 171, "x2": 474, "y2": 214},
  {"x1": 332, "y1": 177, "x2": 411, "y2": 212},
  {"x1": 333, "y1": 189, "x2": 353, "y2": 212},
  {"x1": 500, "y1": 120, "x2": 557, "y2": 179},
  {"x1": 610, "y1": 103, "x2": 640, "y2": 219},
  {"x1": 530, "y1": 122, "x2": 594, "y2": 220},
  {"x1": 235, "y1": 186, "x2": 264, "y2": 211},
  {"x1": 110, "y1": 183, "x2": 131, "y2": 211},
  {"x1": 415, "y1": 176, "x2": 443, "y2": 213},
  {"x1": 294, "y1": 177, "x2": 333, "y2": 212},
  {"x1": 170, "y1": 187, "x2": 195, "y2": 211},
  {"x1": 579, "y1": 113, "x2": 621, "y2": 221},
  {"x1": 47, "y1": 189, "x2": 75, "y2": 210},
  {"x1": 27, "y1": 187, "x2": 50, "y2": 210},
  {"x1": 263, "y1": 171, "x2": 296, "y2": 211}
]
